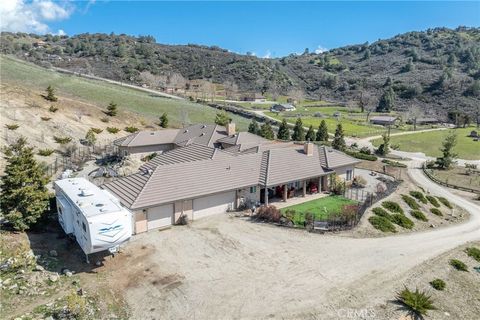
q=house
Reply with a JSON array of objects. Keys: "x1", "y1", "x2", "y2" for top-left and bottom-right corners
[
  {"x1": 407, "y1": 117, "x2": 440, "y2": 125},
  {"x1": 242, "y1": 93, "x2": 266, "y2": 103},
  {"x1": 369, "y1": 116, "x2": 398, "y2": 126},
  {"x1": 270, "y1": 104, "x2": 296, "y2": 112},
  {"x1": 102, "y1": 126, "x2": 360, "y2": 234}
]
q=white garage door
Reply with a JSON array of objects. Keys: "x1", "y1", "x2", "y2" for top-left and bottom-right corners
[
  {"x1": 147, "y1": 204, "x2": 173, "y2": 230},
  {"x1": 193, "y1": 191, "x2": 235, "y2": 220}
]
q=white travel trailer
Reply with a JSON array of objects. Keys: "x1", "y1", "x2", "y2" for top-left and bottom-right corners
[{"x1": 54, "y1": 178, "x2": 132, "y2": 262}]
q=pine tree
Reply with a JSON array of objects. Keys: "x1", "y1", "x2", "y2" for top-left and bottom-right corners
[
  {"x1": 159, "y1": 112, "x2": 169, "y2": 128},
  {"x1": 436, "y1": 132, "x2": 457, "y2": 169},
  {"x1": 106, "y1": 101, "x2": 118, "y2": 116},
  {"x1": 277, "y1": 119, "x2": 290, "y2": 140},
  {"x1": 306, "y1": 125, "x2": 316, "y2": 142},
  {"x1": 85, "y1": 129, "x2": 96, "y2": 146},
  {"x1": 376, "y1": 132, "x2": 390, "y2": 156},
  {"x1": 292, "y1": 118, "x2": 305, "y2": 141},
  {"x1": 332, "y1": 124, "x2": 346, "y2": 151},
  {"x1": 45, "y1": 85, "x2": 57, "y2": 102},
  {"x1": 0, "y1": 138, "x2": 50, "y2": 231},
  {"x1": 214, "y1": 111, "x2": 230, "y2": 126},
  {"x1": 248, "y1": 119, "x2": 260, "y2": 135},
  {"x1": 260, "y1": 123, "x2": 275, "y2": 140},
  {"x1": 316, "y1": 120, "x2": 329, "y2": 142},
  {"x1": 377, "y1": 87, "x2": 395, "y2": 112}
]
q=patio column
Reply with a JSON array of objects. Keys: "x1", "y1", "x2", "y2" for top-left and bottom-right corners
[
  {"x1": 265, "y1": 188, "x2": 269, "y2": 206},
  {"x1": 318, "y1": 177, "x2": 322, "y2": 192},
  {"x1": 303, "y1": 180, "x2": 307, "y2": 197},
  {"x1": 283, "y1": 184, "x2": 288, "y2": 202}
]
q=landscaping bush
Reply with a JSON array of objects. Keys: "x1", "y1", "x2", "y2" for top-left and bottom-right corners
[
  {"x1": 401, "y1": 194, "x2": 419, "y2": 210},
  {"x1": 372, "y1": 207, "x2": 391, "y2": 219},
  {"x1": 409, "y1": 191, "x2": 427, "y2": 204},
  {"x1": 437, "y1": 197, "x2": 453, "y2": 209},
  {"x1": 49, "y1": 105, "x2": 58, "y2": 113},
  {"x1": 450, "y1": 259, "x2": 468, "y2": 271},
  {"x1": 381, "y1": 159, "x2": 407, "y2": 168},
  {"x1": 430, "y1": 208, "x2": 442, "y2": 216},
  {"x1": 396, "y1": 287, "x2": 436, "y2": 318},
  {"x1": 5, "y1": 124, "x2": 19, "y2": 130},
  {"x1": 100, "y1": 117, "x2": 110, "y2": 123},
  {"x1": 382, "y1": 201, "x2": 404, "y2": 214},
  {"x1": 106, "y1": 127, "x2": 120, "y2": 134},
  {"x1": 391, "y1": 213, "x2": 414, "y2": 229},
  {"x1": 38, "y1": 149, "x2": 55, "y2": 156},
  {"x1": 465, "y1": 247, "x2": 480, "y2": 262},
  {"x1": 410, "y1": 210, "x2": 428, "y2": 222},
  {"x1": 141, "y1": 152, "x2": 157, "y2": 162},
  {"x1": 90, "y1": 127, "x2": 103, "y2": 134},
  {"x1": 256, "y1": 205, "x2": 281, "y2": 223},
  {"x1": 429, "y1": 279, "x2": 446, "y2": 291},
  {"x1": 352, "y1": 175, "x2": 367, "y2": 188},
  {"x1": 40, "y1": 116, "x2": 51, "y2": 121},
  {"x1": 368, "y1": 216, "x2": 396, "y2": 233},
  {"x1": 283, "y1": 209, "x2": 296, "y2": 222},
  {"x1": 125, "y1": 126, "x2": 139, "y2": 133},
  {"x1": 426, "y1": 195, "x2": 440, "y2": 207},
  {"x1": 53, "y1": 136, "x2": 72, "y2": 144},
  {"x1": 345, "y1": 150, "x2": 377, "y2": 161}
]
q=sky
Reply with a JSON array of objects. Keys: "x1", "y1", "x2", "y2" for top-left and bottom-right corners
[{"x1": 1, "y1": 1, "x2": 479, "y2": 57}]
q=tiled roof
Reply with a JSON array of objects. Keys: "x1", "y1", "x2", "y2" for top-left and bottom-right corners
[
  {"x1": 113, "y1": 129, "x2": 179, "y2": 147},
  {"x1": 173, "y1": 124, "x2": 227, "y2": 147}
]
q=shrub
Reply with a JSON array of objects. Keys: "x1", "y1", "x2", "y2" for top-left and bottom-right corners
[
  {"x1": 345, "y1": 150, "x2": 377, "y2": 161},
  {"x1": 38, "y1": 149, "x2": 55, "y2": 156},
  {"x1": 368, "y1": 216, "x2": 396, "y2": 233},
  {"x1": 450, "y1": 259, "x2": 468, "y2": 271},
  {"x1": 106, "y1": 127, "x2": 120, "y2": 134},
  {"x1": 381, "y1": 159, "x2": 407, "y2": 168},
  {"x1": 382, "y1": 201, "x2": 404, "y2": 214},
  {"x1": 90, "y1": 127, "x2": 103, "y2": 134},
  {"x1": 391, "y1": 213, "x2": 414, "y2": 229},
  {"x1": 40, "y1": 116, "x2": 51, "y2": 121},
  {"x1": 430, "y1": 208, "x2": 442, "y2": 216},
  {"x1": 49, "y1": 105, "x2": 58, "y2": 113},
  {"x1": 100, "y1": 117, "x2": 110, "y2": 123},
  {"x1": 141, "y1": 152, "x2": 157, "y2": 162},
  {"x1": 5, "y1": 124, "x2": 19, "y2": 130},
  {"x1": 396, "y1": 287, "x2": 436, "y2": 317},
  {"x1": 53, "y1": 136, "x2": 72, "y2": 144},
  {"x1": 437, "y1": 197, "x2": 453, "y2": 209},
  {"x1": 372, "y1": 207, "x2": 391, "y2": 219},
  {"x1": 256, "y1": 205, "x2": 281, "y2": 223},
  {"x1": 283, "y1": 209, "x2": 296, "y2": 222},
  {"x1": 125, "y1": 126, "x2": 139, "y2": 133},
  {"x1": 401, "y1": 194, "x2": 419, "y2": 209},
  {"x1": 465, "y1": 247, "x2": 480, "y2": 262},
  {"x1": 429, "y1": 279, "x2": 446, "y2": 291},
  {"x1": 352, "y1": 175, "x2": 367, "y2": 188},
  {"x1": 426, "y1": 195, "x2": 440, "y2": 207},
  {"x1": 409, "y1": 191, "x2": 427, "y2": 204},
  {"x1": 410, "y1": 210, "x2": 428, "y2": 222}
]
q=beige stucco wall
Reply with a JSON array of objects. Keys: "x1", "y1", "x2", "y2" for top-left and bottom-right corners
[
  {"x1": 237, "y1": 186, "x2": 260, "y2": 207},
  {"x1": 333, "y1": 165, "x2": 355, "y2": 181},
  {"x1": 174, "y1": 200, "x2": 193, "y2": 224},
  {"x1": 134, "y1": 211, "x2": 147, "y2": 234},
  {"x1": 119, "y1": 143, "x2": 174, "y2": 156}
]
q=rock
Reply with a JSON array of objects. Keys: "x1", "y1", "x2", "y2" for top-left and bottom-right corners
[
  {"x1": 444, "y1": 312, "x2": 450, "y2": 316},
  {"x1": 430, "y1": 224, "x2": 436, "y2": 228},
  {"x1": 62, "y1": 268, "x2": 73, "y2": 277},
  {"x1": 8, "y1": 283, "x2": 18, "y2": 290},
  {"x1": 49, "y1": 250, "x2": 58, "y2": 257},
  {"x1": 95, "y1": 261, "x2": 102, "y2": 267},
  {"x1": 3, "y1": 278, "x2": 11, "y2": 286},
  {"x1": 34, "y1": 265, "x2": 44, "y2": 272},
  {"x1": 18, "y1": 269, "x2": 25, "y2": 274},
  {"x1": 48, "y1": 274, "x2": 59, "y2": 283},
  {"x1": 45, "y1": 316, "x2": 54, "y2": 320}
]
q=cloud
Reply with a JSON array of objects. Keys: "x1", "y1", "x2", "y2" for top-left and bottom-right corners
[
  {"x1": 315, "y1": 45, "x2": 328, "y2": 54},
  {"x1": 0, "y1": 0, "x2": 74, "y2": 34},
  {"x1": 262, "y1": 50, "x2": 272, "y2": 59}
]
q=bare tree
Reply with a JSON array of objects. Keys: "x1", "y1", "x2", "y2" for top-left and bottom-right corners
[
  {"x1": 223, "y1": 80, "x2": 238, "y2": 100},
  {"x1": 288, "y1": 88, "x2": 304, "y2": 105},
  {"x1": 168, "y1": 73, "x2": 187, "y2": 91},
  {"x1": 404, "y1": 105, "x2": 425, "y2": 131},
  {"x1": 139, "y1": 71, "x2": 167, "y2": 89},
  {"x1": 357, "y1": 91, "x2": 371, "y2": 113}
]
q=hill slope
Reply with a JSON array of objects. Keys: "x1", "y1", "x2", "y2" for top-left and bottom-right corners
[{"x1": 1, "y1": 27, "x2": 479, "y2": 118}]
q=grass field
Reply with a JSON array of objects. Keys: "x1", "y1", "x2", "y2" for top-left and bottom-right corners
[
  {"x1": 280, "y1": 195, "x2": 358, "y2": 225},
  {"x1": 430, "y1": 166, "x2": 480, "y2": 192},
  {"x1": 372, "y1": 127, "x2": 479, "y2": 160},
  {"x1": 0, "y1": 55, "x2": 250, "y2": 130}
]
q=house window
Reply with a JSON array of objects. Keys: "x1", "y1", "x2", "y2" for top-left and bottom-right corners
[
  {"x1": 346, "y1": 170, "x2": 353, "y2": 181},
  {"x1": 82, "y1": 222, "x2": 87, "y2": 233},
  {"x1": 249, "y1": 186, "x2": 257, "y2": 194}
]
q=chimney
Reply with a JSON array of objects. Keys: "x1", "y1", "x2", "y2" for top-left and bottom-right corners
[
  {"x1": 304, "y1": 141, "x2": 314, "y2": 156},
  {"x1": 227, "y1": 121, "x2": 236, "y2": 136}
]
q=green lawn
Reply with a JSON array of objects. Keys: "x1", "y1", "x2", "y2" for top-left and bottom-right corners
[
  {"x1": 0, "y1": 55, "x2": 250, "y2": 130},
  {"x1": 372, "y1": 127, "x2": 480, "y2": 160},
  {"x1": 280, "y1": 195, "x2": 358, "y2": 225}
]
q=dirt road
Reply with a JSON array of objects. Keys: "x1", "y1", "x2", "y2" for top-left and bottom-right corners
[{"x1": 119, "y1": 161, "x2": 480, "y2": 319}]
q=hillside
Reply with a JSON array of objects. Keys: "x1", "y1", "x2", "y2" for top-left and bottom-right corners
[{"x1": 1, "y1": 27, "x2": 479, "y2": 119}]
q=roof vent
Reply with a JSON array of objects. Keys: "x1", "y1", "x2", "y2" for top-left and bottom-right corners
[
  {"x1": 184, "y1": 129, "x2": 189, "y2": 133},
  {"x1": 77, "y1": 201, "x2": 89, "y2": 207},
  {"x1": 150, "y1": 132, "x2": 155, "y2": 135},
  {"x1": 200, "y1": 133, "x2": 205, "y2": 136},
  {"x1": 81, "y1": 189, "x2": 94, "y2": 197},
  {"x1": 202, "y1": 125, "x2": 206, "y2": 129},
  {"x1": 147, "y1": 169, "x2": 153, "y2": 175}
]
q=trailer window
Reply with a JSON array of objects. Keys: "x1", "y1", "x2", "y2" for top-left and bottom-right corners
[{"x1": 82, "y1": 222, "x2": 87, "y2": 233}]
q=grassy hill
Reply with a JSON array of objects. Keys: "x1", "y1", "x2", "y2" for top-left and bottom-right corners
[{"x1": 0, "y1": 55, "x2": 250, "y2": 130}]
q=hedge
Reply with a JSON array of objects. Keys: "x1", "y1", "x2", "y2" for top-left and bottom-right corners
[
  {"x1": 369, "y1": 216, "x2": 396, "y2": 233},
  {"x1": 410, "y1": 210, "x2": 428, "y2": 222},
  {"x1": 345, "y1": 150, "x2": 378, "y2": 161},
  {"x1": 409, "y1": 191, "x2": 428, "y2": 204},
  {"x1": 391, "y1": 213, "x2": 414, "y2": 229},
  {"x1": 426, "y1": 195, "x2": 440, "y2": 207},
  {"x1": 382, "y1": 201, "x2": 404, "y2": 214},
  {"x1": 430, "y1": 208, "x2": 442, "y2": 216},
  {"x1": 401, "y1": 195, "x2": 420, "y2": 210}
]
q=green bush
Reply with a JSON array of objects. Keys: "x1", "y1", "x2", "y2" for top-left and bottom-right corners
[
  {"x1": 401, "y1": 195, "x2": 420, "y2": 209},
  {"x1": 391, "y1": 213, "x2": 414, "y2": 229},
  {"x1": 465, "y1": 247, "x2": 480, "y2": 262},
  {"x1": 49, "y1": 105, "x2": 58, "y2": 113},
  {"x1": 38, "y1": 149, "x2": 55, "y2": 156},
  {"x1": 381, "y1": 159, "x2": 407, "y2": 168},
  {"x1": 437, "y1": 197, "x2": 453, "y2": 209},
  {"x1": 100, "y1": 117, "x2": 110, "y2": 123},
  {"x1": 40, "y1": 116, "x2": 51, "y2": 121},
  {"x1": 450, "y1": 259, "x2": 468, "y2": 271},
  {"x1": 409, "y1": 191, "x2": 427, "y2": 204},
  {"x1": 396, "y1": 287, "x2": 436, "y2": 317},
  {"x1": 368, "y1": 216, "x2": 396, "y2": 233},
  {"x1": 429, "y1": 279, "x2": 446, "y2": 291},
  {"x1": 430, "y1": 208, "x2": 442, "y2": 216},
  {"x1": 124, "y1": 126, "x2": 139, "y2": 133},
  {"x1": 106, "y1": 127, "x2": 120, "y2": 134},
  {"x1": 372, "y1": 207, "x2": 391, "y2": 219},
  {"x1": 344, "y1": 150, "x2": 378, "y2": 161},
  {"x1": 410, "y1": 210, "x2": 428, "y2": 222},
  {"x1": 5, "y1": 124, "x2": 19, "y2": 130},
  {"x1": 382, "y1": 201, "x2": 404, "y2": 214},
  {"x1": 90, "y1": 127, "x2": 103, "y2": 134},
  {"x1": 53, "y1": 136, "x2": 72, "y2": 144},
  {"x1": 426, "y1": 195, "x2": 440, "y2": 207}
]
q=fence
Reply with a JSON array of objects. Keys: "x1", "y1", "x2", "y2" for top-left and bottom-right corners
[{"x1": 422, "y1": 164, "x2": 480, "y2": 195}]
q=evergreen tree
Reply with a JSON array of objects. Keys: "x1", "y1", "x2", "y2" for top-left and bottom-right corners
[
  {"x1": 214, "y1": 111, "x2": 230, "y2": 126},
  {"x1": 292, "y1": 118, "x2": 305, "y2": 141},
  {"x1": 436, "y1": 132, "x2": 457, "y2": 169},
  {"x1": 248, "y1": 119, "x2": 260, "y2": 135},
  {"x1": 376, "y1": 132, "x2": 390, "y2": 156},
  {"x1": 277, "y1": 119, "x2": 290, "y2": 140},
  {"x1": 85, "y1": 129, "x2": 96, "y2": 146},
  {"x1": 159, "y1": 112, "x2": 169, "y2": 128},
  {"x1": 306, "y1": 125, "x2": 316, "y2": 142},
  {"x1": 332, "y1": 124, "x2": 346, "y2": 151},
  {"x1": 106, "y1": 101, "x2": 118, "y2": 116},
  {"x1": 0, "y1": 138, "x2": 50, "y2": 231},
  {"x1": 316, "y1": 120, "x2": 329, "y2": 142},
  {"x1": 45, "y1": 85, "x2": 57, "y2": 102},
  {"x1": 260, "y1": 123, "x2": 275, "y2": 140},
  {"x1": 377, "y1": 87, "x2": 395, "y2": 112}
]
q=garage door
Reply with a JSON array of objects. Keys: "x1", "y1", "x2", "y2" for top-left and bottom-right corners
[
  {"x1": 193, "y1": 191, "x2": 235, "y2": 220},
  {"x1": 147, "y1": 204, "x2": 173, "y2": 230}
]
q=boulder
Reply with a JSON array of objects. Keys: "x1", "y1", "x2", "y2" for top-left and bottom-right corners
[
  {"x1": 3, "y1": 278, "x2": 11, "y2": 286},
  {"x1": 48, "y1": 274, "x2": 59, "y2": 283},
  {"x1": 49, "y1": 250, "x2": 58, "y2": 257},
  {"x1": 34, "y1": 265, "x2": 45, "y2": 272}
]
